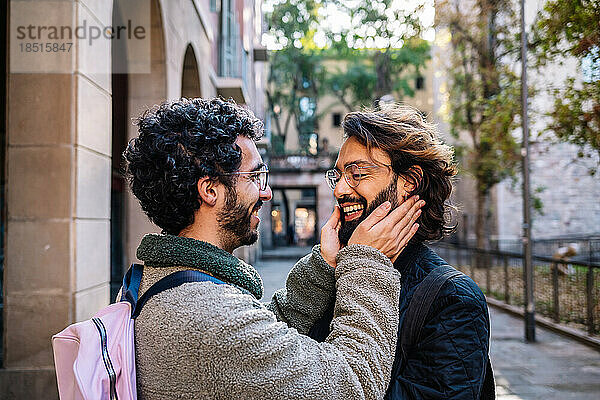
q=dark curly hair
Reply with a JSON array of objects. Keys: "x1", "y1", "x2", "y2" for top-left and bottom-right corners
[
  {"x1": 124, "y1": 97, "x2": 263, "y2": 235},
  {"x1": 343, "y1": 104, "x2": 458, "y2": 242}
]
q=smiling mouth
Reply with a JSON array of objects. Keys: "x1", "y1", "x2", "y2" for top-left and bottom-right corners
[{"x1": 341, "y1": 203, "x2": 364, "y2": 221}]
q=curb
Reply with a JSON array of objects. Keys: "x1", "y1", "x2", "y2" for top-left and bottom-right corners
[{"x1": 486, "y1": 296, "x2": 600, "y2": 351}]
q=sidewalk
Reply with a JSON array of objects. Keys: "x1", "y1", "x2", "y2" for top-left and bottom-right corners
[
  {"x1": 491, "y1": 308, "x2": 600, "y2": 399},
  {"x1": 255, "y1": 252, "x2": 600, "y2": 399}
]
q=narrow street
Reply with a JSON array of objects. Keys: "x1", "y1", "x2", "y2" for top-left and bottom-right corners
[{"x1": 255, "y1": 248, "x2": 600, "y2": 400}]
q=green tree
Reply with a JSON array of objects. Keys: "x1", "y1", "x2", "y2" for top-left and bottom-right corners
[
  {"x1": 533, "y1": 0, "x2": 600, "y2": 173},
  {"x1": 324, "y1": 39, "x2": 431, "y2": 111},
  {"x1": 331, "y1": 0, "x2": 431, "y2": 104},
  {"x1": 265, "y1": 0, "x2": 324, "y2": 153},
  {"x1": 436, "y1": 0, "x2": 522, "y2": 250},
  {"x1": 265, "y1": 0, "x2": 432, "y2": 152}
]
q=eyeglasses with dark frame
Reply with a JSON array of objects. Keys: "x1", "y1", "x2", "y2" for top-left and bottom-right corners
[
  {"x1": 220, "y1": 165, "x2": 269, "y2": 191},
  {"x1": 324, "y1": 163, "x2": 391, "y2": 191}
]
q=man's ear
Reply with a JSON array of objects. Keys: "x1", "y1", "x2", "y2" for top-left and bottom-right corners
[
  {"x1": 197, "y1": 177, "x2": 218, "y2": 206},
  {"x1": 398, "y1": 165, "x2": 423, "y2": 193}
]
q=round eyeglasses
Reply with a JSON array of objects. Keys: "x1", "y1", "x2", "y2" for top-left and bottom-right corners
[
  {"x1": 220, "y1": 165, "x2": 269, "y2": 191},
  {"x1": 324, "y1": 163, "x2": 390, "y2": 191}
]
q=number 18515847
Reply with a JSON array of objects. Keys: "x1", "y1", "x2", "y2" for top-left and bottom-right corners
[{"x1": 20, "y1": 42, "x2": 73, "y2": 53}]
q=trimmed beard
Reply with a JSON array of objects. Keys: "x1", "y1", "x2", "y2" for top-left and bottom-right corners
[
  {"x1": 217, "y1": 186, "x2": 260, "y2": 251},
  {"x1": 338, "y1": 180, "x2": 400, "y2": 245}
]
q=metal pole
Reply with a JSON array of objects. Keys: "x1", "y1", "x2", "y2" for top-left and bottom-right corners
[{"x1": 520, "y1": 0, "x2": 535, "y2": 342}]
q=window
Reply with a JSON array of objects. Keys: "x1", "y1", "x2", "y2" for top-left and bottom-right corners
[
  {"x1": 298, "y1": 96, "x2": 317, "y2": 153},
  {"x1": 220, "y1": 0, "x2": 239, "y2": 77},
  {"x1": 332, "y1": 112, "x2": 341, "y2": 127},
  {"x1": 416, "y1": 75, "x2": 425, "y2": 90},
  {"x1": 210, "y1": 0, "x2": 220, "y2": 13}
]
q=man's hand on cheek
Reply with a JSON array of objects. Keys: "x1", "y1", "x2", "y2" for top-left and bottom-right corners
[
  {"x1": 348, "y1": 195, "x2": 424, "y2": 261},
  {"x1": 320, "y1": 206, "x2": 343, "y2": 268}
]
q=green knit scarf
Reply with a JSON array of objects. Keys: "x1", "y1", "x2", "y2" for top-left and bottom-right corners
[{"x1": 136, "y1": 233, "x2": 263, "y2": 299}]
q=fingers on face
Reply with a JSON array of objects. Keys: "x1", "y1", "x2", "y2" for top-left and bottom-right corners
[
  {"x1": 359, "y1": 201, "x2": 391, "y2": 230},
  {"x1": 373, "y1": 196, "x2": 423, "y2": 233}
]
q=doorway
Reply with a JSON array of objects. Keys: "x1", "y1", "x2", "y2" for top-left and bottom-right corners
[{"x1": 270, "y1": 188, "x2": 318, "y2": 247}]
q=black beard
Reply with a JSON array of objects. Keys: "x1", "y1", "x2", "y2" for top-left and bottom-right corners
[
  {"x1": 338, "y1": 180, "x2": 399, "y2": 245},
  {"x1": 217, "y1": 187, "x2": 261, "y2": 250}
]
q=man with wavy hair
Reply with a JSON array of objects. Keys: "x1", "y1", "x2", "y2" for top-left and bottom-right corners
[
  {"x1": 123, "y1": 97, "x2": 424, "y2": 399},
  {"x1": 313, "y1": 105, "x2": 492, "y2": 399}
]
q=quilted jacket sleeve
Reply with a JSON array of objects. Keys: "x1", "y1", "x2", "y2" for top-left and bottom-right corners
[
  {"x1": 266, "y1": 244, "x2": 336, "y2": 334},
  {"x1": 395, "y1": 277, "x2": 490, "y2": 399}
]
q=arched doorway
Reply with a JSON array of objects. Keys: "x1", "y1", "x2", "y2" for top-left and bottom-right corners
[
  {"x1": 111, "y1": 0, "x2": 167, "y2": 291},
  {"x1": 181, "y1": 44, "x2": 201, "y2": 98},
  {"x1": 110, "y1": 1, "x2": 129, "y2": 301},
  {"x1": 125, "y1": 0, "x2": 167, "y2": 262}
]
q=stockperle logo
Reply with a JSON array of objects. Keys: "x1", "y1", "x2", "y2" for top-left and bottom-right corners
[{"x1": 10, "y1": 0, "x2": 151, "y2": 74}]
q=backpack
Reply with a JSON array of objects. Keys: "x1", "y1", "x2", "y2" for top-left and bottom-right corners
[
  {"x1": 390, "y1": 265, "x2": 496, "y2": 400},
  {"x1": 52, "y1": 263, "x2": 225, "y2": 400}
]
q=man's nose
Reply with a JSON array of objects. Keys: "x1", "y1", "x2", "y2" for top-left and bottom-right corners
[
  {"x1": 333, "y1": 176, "x2": 353, "y2": 199},
  {"x1": 260, "y1": 185, "x2": 273, "y2": 202}
]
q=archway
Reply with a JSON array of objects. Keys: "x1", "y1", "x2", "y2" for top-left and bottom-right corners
[
  {"x1": 125, "y1": 0, "x2": 167, "y2": 263},
  {"x1": 111, "y1": 0, "x2": 167, "y2": 287},
  {"x1": 181, "y1": 44, "x2": 201, "y2": 98},
  {"x1": 110, "y1": 1, "x2": 129, "y2": 301}
]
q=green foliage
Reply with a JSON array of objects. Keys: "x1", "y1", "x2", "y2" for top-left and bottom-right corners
[
  {"x1": 533, "y1": 0, "x2": 600, "y2": 64},
  {"x1": 438, "y1": 1, "x2": 522, "y2": 195},
  {"x1": 331, "y1": 0, "x2": 430, "y2": 101},
  {"x1": 265, "y1": 0, "x2": 324, "y2": 153},
  {"x1": 323, "y1": 39, "x2": 430, "y2": 110},
  {"x1": 437, "y1": 0, "x2": 522, "y2": 248},
  {"x1": 548, "y1": 78, "x2": 600, "y2": 173},
  {"x1": 532, "y1": 186, "x2": 547, "y2": 216},
  {"x1": 265, "y1": 0, "x2": 433, "y2": 153},
  {"x1": 533, "y1": 0, "x2": 600, "y2": 170}
]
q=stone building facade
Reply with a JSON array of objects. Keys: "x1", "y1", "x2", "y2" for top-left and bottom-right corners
[{"x1": 1, "y1": 0, "x2": 267, "y2": 397}]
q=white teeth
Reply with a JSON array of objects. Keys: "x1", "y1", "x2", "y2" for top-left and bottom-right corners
[{"x1": 343, "y1": 205, "x2": 363, "y2": 214}]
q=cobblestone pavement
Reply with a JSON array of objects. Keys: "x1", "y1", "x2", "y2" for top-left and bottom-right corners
[{"x1": 255, "y1": 252, "x2": 600, "y2": 400}]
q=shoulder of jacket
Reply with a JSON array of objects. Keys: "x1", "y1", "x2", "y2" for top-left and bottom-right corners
[{"x1": 430, "y1": 271, "x2": 488, "y2": 316}]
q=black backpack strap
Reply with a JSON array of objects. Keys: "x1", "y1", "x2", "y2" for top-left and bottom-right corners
[
  {"x1": 121, "y1": 263, "x2": 144, "y2": 305},
  {"x1": 400, "y1": 265, "x2": 462, "y2": 355},
  {"x1": 132, "y1": 269, "x2": 227, "y2": 318},
  {"x1": 120, "y1": 264, "x2": 227, "y2": 319},
  {"x1": 389, "y1": 265, "x2": 461, "y2": 378}
]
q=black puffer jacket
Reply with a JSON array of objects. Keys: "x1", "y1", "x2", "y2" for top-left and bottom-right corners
[{"x1": 310, "y1": 242, "x2": 490, "y2": 399}]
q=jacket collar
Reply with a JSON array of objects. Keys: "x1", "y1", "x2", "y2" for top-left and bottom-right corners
[
  {"x1": 136, "y1": 233, "x2": 263, "y2": 300},
  {"x1": 393, "y1": 241, "x2": 428, "y2": 276}
]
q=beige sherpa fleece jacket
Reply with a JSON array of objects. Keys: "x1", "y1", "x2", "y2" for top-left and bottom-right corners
[{"x1": 132, "y1": 234, "x2": 401, "y2": 400}]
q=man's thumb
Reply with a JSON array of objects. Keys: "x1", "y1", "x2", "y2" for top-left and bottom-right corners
[{"x1": 326, "y1": 206, "x2": 340, "y2": 227}]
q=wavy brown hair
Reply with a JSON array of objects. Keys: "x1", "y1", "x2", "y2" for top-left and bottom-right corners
[{"x1": 342, "y1": 104, "x2": 458, "y2": 242}]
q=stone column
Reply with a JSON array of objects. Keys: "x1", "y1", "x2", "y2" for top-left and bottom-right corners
[{"x1": 2, "y1": 1, "x2": 112, "y2": 397}]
